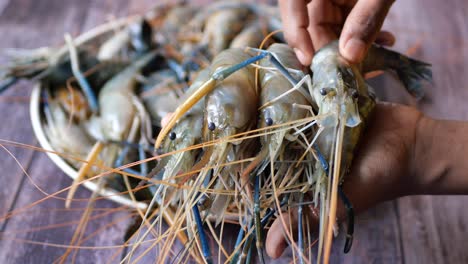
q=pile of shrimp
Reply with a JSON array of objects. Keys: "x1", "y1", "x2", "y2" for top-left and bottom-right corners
[{"x1": 0, "y1": 1, "x2": 432, "y2": 263}]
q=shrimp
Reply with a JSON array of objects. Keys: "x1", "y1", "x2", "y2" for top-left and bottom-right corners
[
  {"x1": 42, "y1": 90, "x2": 95, "y2": 169},
  {"x1": 97, "y1": 30, "x2": 131, "y2": 61},
  {"x1": 139, "y1": 69, "x2": 180, "y2": 126},
  {"x1": 201, "y1": 6, "x2": 252, "y2": 56},
  {"x1": 97, "y1": 18, "x2": 153, "y2": 61},
  {"x1": 0, "y1": 15, "x2": 138, "y2": 93},
  {"x1": 199, "y1": 3, "x2": 283, "y2": 57},
  {"x1": 66, "y1": 52, "x2": 156, "y2": 205},
  {"x1": 1, "y1": 47, "x2": 99, "y2": 94},
  {"x1": 247, "y1": 43, "x2": 311, "y2": 172},
  {"x1": 193, "y1": 49, "x2": 258, "y2": 221},
  {"x1": 191, "y1": 49, "x2": 260, "y2": 264},
  {"x1": 310, "y1": 40, "x2": 432, "y2": 263},
  {"x1": 162, "y1": 5, "x2": 199, "y2": 35},
  {"x1": 148, "y1": 68, "x2": 210, "y2": 205},
  {"x1": 239, "y1": 43, "x2": 312, "y2": 263},
  {"x1": 89, "y1": 52, "x2": 155, "y2": 142},
  {"x1": 229, "y1": 21, "x2": 268, "y2": 49}
]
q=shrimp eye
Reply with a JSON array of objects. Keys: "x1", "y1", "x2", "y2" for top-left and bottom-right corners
[
  {"x1": 319, "y1": 88, "x2": 328, "y2": 96},
  {"x1": 169, "y1": 132, "x2": 176, "y2": 140},
  {"x1": 351, "y1": 90, "x2": 359, "y2": 99},
  {"x1": 265, "y1": 117, "x2": 273, "y2": 126},
  {"x1": 208, "y1": 122, "x2": 216, "y2": 131}
]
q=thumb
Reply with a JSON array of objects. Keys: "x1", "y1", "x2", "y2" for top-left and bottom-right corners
[{"x1": 339, "y1": 0, "x2": 395, "y2": 63}]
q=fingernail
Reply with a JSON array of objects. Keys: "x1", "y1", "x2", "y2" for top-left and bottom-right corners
[
  {"x1": 343, "y1": 38, "x2": 366, "y2": 63},
  {"x1": 293, "y1": 48, "x2": 308, "y2": 66}
]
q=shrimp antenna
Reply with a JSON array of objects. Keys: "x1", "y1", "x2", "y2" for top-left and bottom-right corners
[{"x1": 317, "y1": 143, "x2": 355, "y2": 254}]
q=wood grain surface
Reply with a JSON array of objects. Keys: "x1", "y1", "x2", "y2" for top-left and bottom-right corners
[{"x1": 0, "y1": 0, "x2": 466, "y2": 263}]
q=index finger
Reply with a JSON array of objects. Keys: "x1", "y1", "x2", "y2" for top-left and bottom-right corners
[{"x1": 279, "y1": 0, "x2": 314, "y2": 66}]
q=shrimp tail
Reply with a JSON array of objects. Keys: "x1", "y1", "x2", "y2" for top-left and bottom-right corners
[
  {"x1": 364, "y1": 44, "x2": 432, "y2": 99},
  {"x1": 390, "y1": 55, "x2": 432, "y2": 99}
]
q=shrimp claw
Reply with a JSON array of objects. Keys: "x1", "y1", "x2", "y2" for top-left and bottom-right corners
[
  {"x1": 193, "y1": 201, "x2": 213, "y2": 264},
  {"x1": 338, "y1": 187, "x2": 354, "y2": 253}
]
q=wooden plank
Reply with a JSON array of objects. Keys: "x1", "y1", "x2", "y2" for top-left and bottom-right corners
[
  {"x1": 0, "y1": 1, "x2": 130, "y2": 263},
  {"x1": 0, "y1": 152, "x2": 132, "y2": 263},
  {"x1": 430, "y1": 196, "x2": 468, "y2": 263},
  {"x1": 0, "y1": 0, "x2": 10, "y2": 16},
  {"x1": 0, "y1": 0, "x2": 91, "y2": 231},
  {"x1": 397, "y1": 196, "x2": 443, "y2": 264}
]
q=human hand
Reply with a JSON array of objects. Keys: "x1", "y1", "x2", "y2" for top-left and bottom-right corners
[
  {"x1": 266, "y1": 102, "x2": 425, "y2": 258},
  {"x1": 278, "y1": 0, "x2": 396, "y2": 65}
]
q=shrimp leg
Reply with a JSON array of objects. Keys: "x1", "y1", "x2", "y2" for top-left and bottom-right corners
[
  {"x1": 232, "y1": 194, "x2": 289, "y2": 264},
  {"x1": 167, "y1": 59, "x2": 188, "y2": 82},
  {"x1": 193, "y1": 201, "x2": 213, "y2": 264},
  {"x1": 231, "y1": 223, "x2": 246, "y2": 264},
  {"x1": 114, "y1": 143, "x2": 145, "y2": 176},
  {"x1": 315, "y1": 142, "x2": 354, "y2": 254},
  {"x1": 253, "y1": 173, "x2": 265, "y2": 264},
  {"x1": 138, "y1": 145, "x2": 148, "y2": 175},
  {"x1": 298, "y1": 192, "x2": 305, "y2": 264},
  {"x1": 238, "y1": 221, "x2": 254, "y2": 264}
]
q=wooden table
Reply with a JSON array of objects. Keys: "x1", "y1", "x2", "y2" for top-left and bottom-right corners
[{"x1": 0, "y1": 0, "x2": 467, "y2": 263}]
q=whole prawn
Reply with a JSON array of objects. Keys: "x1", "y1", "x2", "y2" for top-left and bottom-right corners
[
  {"x1": 192, "y1": 48, "x2": 258, "y2": 222},
  {"x1": 67, "y1": 52, "x2": 156, "y2": 204},
  {"x1": 238, "y1": 43, "x2": 313, "y2": 264},
  {"x1": 148, "y1": 68, "x2": 209, "y2": 204},
  {"x1": 310, "y1": 40, "x2": 431, "y2": 263},
  {"x1": 43, "y1": 89, "x2": 94, "y2": 169}
]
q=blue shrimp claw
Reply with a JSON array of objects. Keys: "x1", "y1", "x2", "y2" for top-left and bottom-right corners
[
  {"x1": 193, "y1": 199, "x2": 213, "y2": 264},
  {"x1": 338, "y1": 187, "x2": 354, "y2": 253}
]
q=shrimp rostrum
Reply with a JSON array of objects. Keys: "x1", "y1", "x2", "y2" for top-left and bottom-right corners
[{"x1": 308, "y1": 40, "x2": 431, "y2": 263}]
